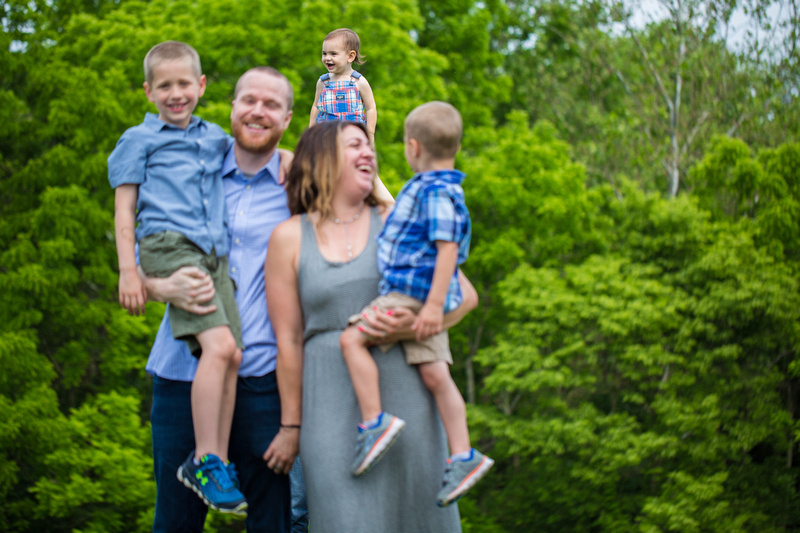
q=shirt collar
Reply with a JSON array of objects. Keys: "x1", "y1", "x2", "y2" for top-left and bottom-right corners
[
  {"x1": 412, "y1": 169, "x2": 466, "y2": 185},
  {"x1": 222, "y1": 143, "x2": 282, "y2": 185},
  {"x1": 143, "y1": 112, "x2": 202, "y2": 132}
]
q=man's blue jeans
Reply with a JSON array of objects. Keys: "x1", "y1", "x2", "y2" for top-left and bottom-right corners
[
  {"x1": 290, "y1": 457, "x2": 309, "y2": 533},
  {"x1": 151, "y1": 373, "x2": 291, "y2": 532}
]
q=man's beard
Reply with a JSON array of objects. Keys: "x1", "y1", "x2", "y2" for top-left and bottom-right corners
[{"x1": 232, "y1": 120, "x2": 281, "y2": 154}]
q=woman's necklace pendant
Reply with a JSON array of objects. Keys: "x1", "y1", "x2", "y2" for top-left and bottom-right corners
[{"x1": 333, "y1": 209, "x2": 362, "y2": 260}]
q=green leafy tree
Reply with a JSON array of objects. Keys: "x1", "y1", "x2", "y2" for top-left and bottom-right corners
[
  {"x1": 474, "y1": 181, "x2": 800, "y2": 531},
  {"x1": 503, "y1": 0, "x2": 798, "y2": 196}
]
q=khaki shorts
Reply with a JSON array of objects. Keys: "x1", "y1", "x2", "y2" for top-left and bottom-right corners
[
  {"x1": 139, "y1": 231, "x2": 243, "y2": 356},
  {"x1": 348, "y1": 292, "x2": 452, "y2": 365}
]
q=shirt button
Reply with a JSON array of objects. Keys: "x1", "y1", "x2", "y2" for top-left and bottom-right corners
[
  {"x1": 203, "y1": 199, "x2": 209, "y2": 205},
  {"x1": 246, "y1": 185, "x2": 251, "y2": 190},
  {"x1": 234, "y1": 238, "x2": 241, "y2": 245},
  {"x1": 239, "y1": 211, "x2": 244, "y2": 216},
  {"x1": 200, "y1": 159, "x2": 205, "y2": 165},
  {"x1": 231, "y1": 267, "x2": 237, "y2": 273}
]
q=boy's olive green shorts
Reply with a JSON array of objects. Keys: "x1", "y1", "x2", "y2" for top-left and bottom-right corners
[
  {"x1": 347, "y1": 292, "x2": 452, "y2": 365},
  {"x1": 139, "y1": 231, "x2": 243, "y2": 356}
]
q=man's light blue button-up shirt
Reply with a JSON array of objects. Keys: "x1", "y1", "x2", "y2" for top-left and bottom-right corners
[{"x1": 145, "y1": 146, "x2": 290, "y2": 381}]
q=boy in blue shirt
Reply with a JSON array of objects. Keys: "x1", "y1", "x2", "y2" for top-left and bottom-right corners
[
  {"x1": 108, "y1": 41, "x2": 246, "y2": 516},
  {"x1": 340, "y1": 101, "x2": 493, "y2": 507}
]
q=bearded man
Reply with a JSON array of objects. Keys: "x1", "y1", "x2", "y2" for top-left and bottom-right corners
[{"x1": 143, "y1": 67, "x2": 299, "y2": 533}]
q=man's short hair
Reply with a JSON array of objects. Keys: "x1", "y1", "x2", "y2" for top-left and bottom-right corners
[
  {"x1": 143, "y1": 41, "x2": 202, "y2": 84},
  {"x1": 324, "y1": 28, "x2": 365, "y2": 65},
  {"x1": 233, "y1": 66, "x2": 294, "y2": 109},
  {"x1": 405, "y1": 101, "x2": 463, "y2": 160}
]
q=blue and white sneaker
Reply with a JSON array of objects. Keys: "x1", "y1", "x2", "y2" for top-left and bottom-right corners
[
  {"x1": 351, "y1": 412, "x2": 406, "y2": 476},
  {"x1": 177, "y1": 452, "x2": 248, "y2": 516},
  {"x1": 436, "y1": 449, "x2": 494, "y2": 507}
]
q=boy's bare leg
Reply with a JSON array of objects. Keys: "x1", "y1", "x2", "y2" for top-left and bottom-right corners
[
  {"x1": 418, "y1": 361, "x2": 471, "y2": 455},
  {"x1": 217, "y1": 347, "x2": 242, "y2": 459},
  {"x1": 192, "y1": 326, "x2": 239, "y2": 460},
  {"x1": 340, "y1": 326, "x2": 383, "y2": 421}
]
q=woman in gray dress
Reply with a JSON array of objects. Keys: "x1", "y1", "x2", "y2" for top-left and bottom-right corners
[{"x1": 266, "y1": 121, "x2": 476, "y2": 532}]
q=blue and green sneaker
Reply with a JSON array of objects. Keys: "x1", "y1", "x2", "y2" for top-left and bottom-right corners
[{"x1": 177, "y1": 452, "x2": 248, "y2": 517}]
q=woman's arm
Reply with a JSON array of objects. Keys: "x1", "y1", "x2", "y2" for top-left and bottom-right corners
[
  {"x1": 261, "y1": 217, "x2": 304, "y2": 474},
  {"x1": 373, "y1": 174, "x2": 395, "y2": 206}
]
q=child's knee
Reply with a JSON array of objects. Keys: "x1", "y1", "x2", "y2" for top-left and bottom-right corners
[
  {"x1": 419, "y1": 362, "x2": 450, "y2": 391},
  {"x1": 340, "y1": 325, "x2": 367, "y2": 354},
  {"x1": 201, "y1": 329, "x2": 239, "y2": 364},
  {"x1": 231, "y1": 347, "x2": 243, "y2": 368}
]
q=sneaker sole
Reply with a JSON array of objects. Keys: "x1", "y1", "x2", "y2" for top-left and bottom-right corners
[
  {"x1": 352, "y1": 417, "x2": 406, "y2": 476},
  {"x1": 437, "y1": 456, "x2": 495, "y2": 507},
  {"x1": 177, "y1": 465, "x2": 249, "y2": 517}
]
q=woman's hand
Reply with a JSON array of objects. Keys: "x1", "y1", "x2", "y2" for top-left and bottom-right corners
[
  {"x1": 141, "y1": 266, "x2": 217, "y2": 314},
  {"x1": 359, "y1": 270, "x2": 479, "y2": 344},
  {"x1": 358, "y1": 306, "x2": 416, "y2": 344}
]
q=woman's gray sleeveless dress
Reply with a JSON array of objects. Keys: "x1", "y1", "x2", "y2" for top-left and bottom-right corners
[{"x1": 297, "y1": 207, "x2": 461, "y2": 532}]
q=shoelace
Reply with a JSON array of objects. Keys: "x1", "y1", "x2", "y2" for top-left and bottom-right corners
[
  {"x1": 227, "y1": 462, "x2": 240, "y2": 488},
  {"x1": 205, "y1": 460, "x2": 235, "y2": 490},
  {"x1": 441, "y1": 461, "x2": 452, "y2": 484}
]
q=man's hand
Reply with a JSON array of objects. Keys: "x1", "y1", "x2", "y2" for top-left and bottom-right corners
[
  {"x1": 277, "y1": 148, "x2": 294, "y2": 185},
  {"x1": 142, "y1": 266, "x2": 217, "y2": 314},
  {"x1": 262, "y1": 426, "x2": 300, "y2": 475},
  {"x1": 412, "y1": 303, "x2": 444, "y2": 342},
  {"x1": 119, "y1": 268, "x2": 147, "y2": 316}
]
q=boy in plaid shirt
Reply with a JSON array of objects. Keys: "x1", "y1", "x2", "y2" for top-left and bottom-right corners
[{"x1": 340, "y1": 101, "x2": 493, "y2": 507}]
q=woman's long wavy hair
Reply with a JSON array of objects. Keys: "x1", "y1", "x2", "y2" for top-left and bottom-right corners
[{"x1": 285, "y1": 121, "x2": 386, "y2": 223}]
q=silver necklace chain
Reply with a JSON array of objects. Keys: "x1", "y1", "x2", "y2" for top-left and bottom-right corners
[{"x1": 332, "y1": 210, "x2": 362, "y2": 259}]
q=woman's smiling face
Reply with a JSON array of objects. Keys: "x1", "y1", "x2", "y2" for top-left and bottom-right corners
[{"x1": 338, "y1": 125, "x2": 376, "y2": 198}]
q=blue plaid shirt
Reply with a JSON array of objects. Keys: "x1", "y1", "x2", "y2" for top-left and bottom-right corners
[{"x1": 378, "y1": 169, "x2": 470, "y2": 312}]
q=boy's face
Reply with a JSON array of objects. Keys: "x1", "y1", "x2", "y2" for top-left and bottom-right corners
[
  {"x1": 321, "y1": 38, "x2": 356, "y2": 76},
  {"x1": 144, "y1": 58, "x2": 206, "y2": 129}
]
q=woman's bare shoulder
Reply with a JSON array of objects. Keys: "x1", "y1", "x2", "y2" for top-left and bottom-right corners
[{"x1": 272, "y1": 215, "x2": 303, "y2": 245}]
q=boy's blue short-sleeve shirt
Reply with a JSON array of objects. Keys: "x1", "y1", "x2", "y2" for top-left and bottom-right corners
[
  {"x1": 377, "y1": 169, "x2": 471, "y2": 312},
  {"x1": 108, "y1": 113, "x2": 230, "y2": 256}
]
